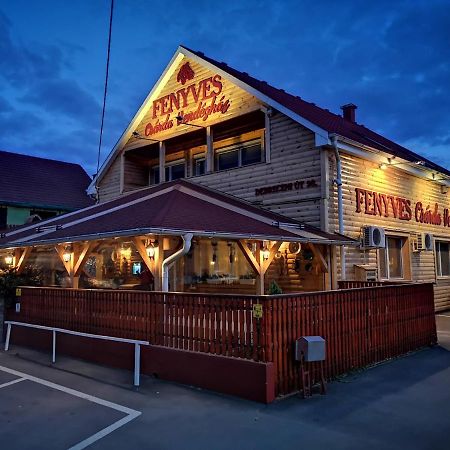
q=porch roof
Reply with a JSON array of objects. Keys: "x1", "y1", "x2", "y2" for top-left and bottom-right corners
[{"x1": 0, "y1": 180, "x2": 355, "y2": 248}]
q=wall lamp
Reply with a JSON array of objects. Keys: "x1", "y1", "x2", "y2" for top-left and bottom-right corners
[
  {"x1": 4, "y1": 253, "x2": 14, "y2": 266},
  {"x1": 62, "y1": 246, "x2": 72, "y2": 263},
  {"x1": 262, "y1": 245, "x2": 270, "y2": 261},
  {"x1": 175, "y1": 115, "x2": 204, "y2": 129},
  {"x1": 132, "y1": 131, "x2": 159, "y2": 142},
  {"x1": 146, "y1": 240, "x2": 158, "y2": 260}
]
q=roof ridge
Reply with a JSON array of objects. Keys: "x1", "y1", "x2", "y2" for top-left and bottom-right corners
[{"x1": 0, "y1": 149, "x2": 87, "y2": 169}]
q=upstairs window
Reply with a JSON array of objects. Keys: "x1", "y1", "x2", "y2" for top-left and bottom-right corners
[
  {"x1": 165, "y1": 160, "x2": 185, "y2": 181},
  {"x1": 436, "y1": 241, "x2": 450, "y2": 277},
  {"x1": 215, "y1": 139, "x2": 262, "y2": 172},
  {"x1": 194, "y1": 156, "x2": 206, "y2": 176}
]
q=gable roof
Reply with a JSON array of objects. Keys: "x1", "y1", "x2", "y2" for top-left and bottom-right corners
[
  {"x1": 181, "y1": 46, "x2": 450, "y2": 178},
  {"x1": 90, "y1": 45, "x2": 449, "y2": 193},
  {"x1": 0, "y1": 180, "x2": 355, "y2": 249},
  {"x1": 0, "y1": 150, "x2": 94, "y2": 211}
]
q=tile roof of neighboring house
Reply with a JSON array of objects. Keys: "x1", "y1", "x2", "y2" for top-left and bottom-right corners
[
  {"x1": 0, "y1": 150, "x2": 94, "y2": 211},
  {"x1": 0, "y1": 180, "x2": 355, "y2": 248},
  {"x1": 181, "y1": 46, "x2": 450, "y2": 177}
]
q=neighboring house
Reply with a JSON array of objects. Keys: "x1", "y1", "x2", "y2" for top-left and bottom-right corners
[{"x1": 0, "y1": 150, "x2": 93, "y2": 228}]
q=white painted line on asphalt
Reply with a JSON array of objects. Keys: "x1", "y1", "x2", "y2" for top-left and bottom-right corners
[
  {"x1": 0, "y1": 377, "x2": 26, "y2": 389},
  {"x1": 0, "y1": 364, "x2": 141, "y2": 450}
]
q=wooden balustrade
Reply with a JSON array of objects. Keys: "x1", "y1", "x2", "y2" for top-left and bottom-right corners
[{"x1": 9, "y1": 283, "x2": 437, "y2": 396}]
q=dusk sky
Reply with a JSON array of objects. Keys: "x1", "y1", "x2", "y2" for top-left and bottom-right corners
[{"x1": 0, "y1": 0, "x2": 449, "y2": 176}]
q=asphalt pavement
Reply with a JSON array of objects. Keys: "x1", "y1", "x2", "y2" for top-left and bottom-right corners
[{"x1": 0, "y1": 314, "x2": 449, "y2": 450}]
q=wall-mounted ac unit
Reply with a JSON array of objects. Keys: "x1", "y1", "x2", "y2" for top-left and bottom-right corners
[
  {"x1": 418, "y1": 233, "x2": 433, "y2": 251},
  {"x1": 361, "y1": 226, "x2": 386, "y2": 248}
]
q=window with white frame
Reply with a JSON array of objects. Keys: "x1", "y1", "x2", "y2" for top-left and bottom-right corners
[
  {"x1": 193, "y1": 155, "x2": 206, "y2": 176},
  {"x1": 436, "y1": 241, "x2": 450, "y2": 277},
  {"x1": 215, "y1": 139, "x2": 263, "y2": 172},
  {"x1": 379, "y1": 236, "x2": 406, "y2": 279},
  {"x1": 150, "y1": 160, "x2": 186, "y2": 185},
  {"x1": 165, "y1": 160, "x2": 185, "y2": 181}
]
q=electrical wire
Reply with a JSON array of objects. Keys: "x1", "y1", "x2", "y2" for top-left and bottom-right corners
[{"x1": 95, "y1": 0, "x2": 114, "y2": 203}]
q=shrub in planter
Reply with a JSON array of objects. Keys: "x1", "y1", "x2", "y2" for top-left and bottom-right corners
[{"x1": 268, "y1": 281, "x2": 283, "y2": 295}]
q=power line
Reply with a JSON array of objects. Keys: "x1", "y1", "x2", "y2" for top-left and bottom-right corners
[{"x1": 95, "y1": 0, "x2": 114, "y2": 202}]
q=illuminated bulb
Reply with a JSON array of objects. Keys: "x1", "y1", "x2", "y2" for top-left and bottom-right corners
[
  {"x1": 62, "y1": 250, "x2": 72, "y2": 263},
  {"x1": 379, "y1": 163, "x2": 387, "y2": 170},
  {"x1": 5, "y1": 254, "x2": 13, "y2": 266},
  {"x1": 146, "y1": 243, "x2": 155, "y2": 259}
]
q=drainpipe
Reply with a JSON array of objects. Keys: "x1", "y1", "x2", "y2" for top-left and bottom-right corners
[
  {"x1": 161, "y1": 233, "x2": 193, "y2": 292},
  {"x1": 331, "y1": 134, "x2": 346, "y2": 280}
]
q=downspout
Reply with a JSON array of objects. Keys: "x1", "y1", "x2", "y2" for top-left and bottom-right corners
[
  {"x1": 161, "y1": 233, "x2": 193, "y2": 292},
  {"x1": 331, "y1": 134, "x2": 346, "y2": 280}
]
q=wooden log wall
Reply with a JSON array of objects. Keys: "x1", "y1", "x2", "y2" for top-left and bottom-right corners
[{"x1": 328, "y1": 150, "x2": 450, "y2": 310}]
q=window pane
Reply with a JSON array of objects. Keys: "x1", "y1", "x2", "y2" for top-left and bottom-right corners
[
  {"x1": 151, "y1": 167, "x2": 159, "y2": 185},
  {"x1": 170, "y1": 163, "x2": 185, "y2": 180},
  {"x1": 440, "y1": 242, "x2": 450, "y2": 276},
  {"x1": 195, "y1": 159, "x2": 206, "y2": 176},
  {"x1": 379, "y1": 248, "x2": 387, "y2": 279},
  {"x1": 217, "y1": 150, "x2": 239, "y2": 170},
  {"x1": 241, "y1": 143, "x2": 262, "y2": 166},
  {"x1": 387, "y1": 237, "x2": 403, "y2": 278}
]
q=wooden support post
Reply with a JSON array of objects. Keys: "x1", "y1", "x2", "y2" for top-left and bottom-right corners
[
  {"x1": 132, "y1": 236, "x2": 161, "y2": 290},
  {"x1": 307, "y1": 243, "x2": 329, "y2": 273},
  {"x1": 55, "y1": 241, "x2": 94, "y2": 288},
  {"x1": 14, "y1": 247, "x2": 32, "y2": 274},
  {"x1": 238, "y1": 240, "x2": 283, "y2": 295},
  {"x1": 159, "y1": 142, "x2": 166, "y2": 183},
  {"x1": 206, "y1": 126, "x2": 214, "y2": 173}
]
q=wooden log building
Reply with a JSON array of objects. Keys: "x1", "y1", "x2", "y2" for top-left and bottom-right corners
[{"x1": 2, "y1": 45, "x2": 450, "y2": 309}]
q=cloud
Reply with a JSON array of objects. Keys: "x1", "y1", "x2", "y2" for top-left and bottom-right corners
[{"x1": 20, "y1": 78, "x2": 101, "y2": 123}]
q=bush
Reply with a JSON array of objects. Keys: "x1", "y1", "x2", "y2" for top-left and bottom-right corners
[
  {"x1": 0, "y1": 266, "x2": 44, "y2": 308},
  {"x1": 268, "y1": 280, "x2": 283, "y2": 295}
]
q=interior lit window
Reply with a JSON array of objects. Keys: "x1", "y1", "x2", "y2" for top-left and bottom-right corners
[
  {"x1": 379, "y1": 236, "x2": 404, "y2": 279},
  {"x1": 436, "y1": 241, "x2": 450, "y2": 277},
  {"x1": 215, "y1": 139, "x2": 262, "y2": 172}
]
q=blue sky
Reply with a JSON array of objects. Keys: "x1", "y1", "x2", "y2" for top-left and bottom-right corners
[{"x1": 0, "y1": 0, "x2": 449, "y2": 176}]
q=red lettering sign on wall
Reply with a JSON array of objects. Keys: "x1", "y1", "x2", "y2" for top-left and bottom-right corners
[
  {"x1": 144, "y1": 62, "x2": 232, "y2": 137},
  {"x1": 355, "y1": 188, "x2": 449, "y2": 227}
]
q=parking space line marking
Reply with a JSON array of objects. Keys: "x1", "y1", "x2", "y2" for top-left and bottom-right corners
[
  {"x1": 0, "y1": 364, "x2": 141, "y2": 449},
  {"x1": 0, "y1": 377, "x2": 26, "y2": 389}
]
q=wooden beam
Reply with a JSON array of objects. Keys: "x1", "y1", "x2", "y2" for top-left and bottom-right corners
[
  {"x1": 55, "y1": 244, "x2": 72, "y2": 275},
  {"x1": 237, "y1": 240, "x2": 260, "y2": 274},
  {"x1": 133, "y1": 237, "x2": 156, "y2": 274},
  {"x1": 73, "y1": 242, "x2": 96, "y2": 277},
  {"x1": 307, "y1": 243, "x2": 328, "y2": 273},
  {"x1": 15, "y1": 247, "x2": 32, "y2": 274},
  {"x1": 261, "y1": 241, "x2": 283, "y2": 274}
]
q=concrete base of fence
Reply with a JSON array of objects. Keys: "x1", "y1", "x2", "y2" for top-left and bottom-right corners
[{"x1": 7, "y1": 325, "x2": 276, "y2": 404}]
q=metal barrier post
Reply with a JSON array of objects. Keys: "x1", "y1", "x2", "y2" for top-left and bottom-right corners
[
  {"x1": 134, "y1": 343, "x2": 140, "y2": 387},
  {"x1": 52, "y1": 330, "x2": 56, "y2": 363},
  {"x1": 4, "y1": 323, "x2": 11, "y2": 352}
]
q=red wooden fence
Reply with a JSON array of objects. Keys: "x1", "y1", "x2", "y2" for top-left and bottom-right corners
[{"x1": 10, "y1": 284, "x2": 437, "y2": 396}]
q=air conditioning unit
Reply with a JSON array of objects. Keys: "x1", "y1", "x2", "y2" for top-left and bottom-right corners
[
  {"x1": 361, "y1": 226, "x2": 386, "y2": 248},
  {"x1": 417, "y1": 233, "x2": 433, "y2": 251}
]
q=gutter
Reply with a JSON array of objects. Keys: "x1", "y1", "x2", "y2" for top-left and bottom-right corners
[
  {"x1": 161, "y1": 233, "x2": 193, "y2": 291},
  {"x1": 330, "y1": 134, "x2": 346, "y2": 280}
]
